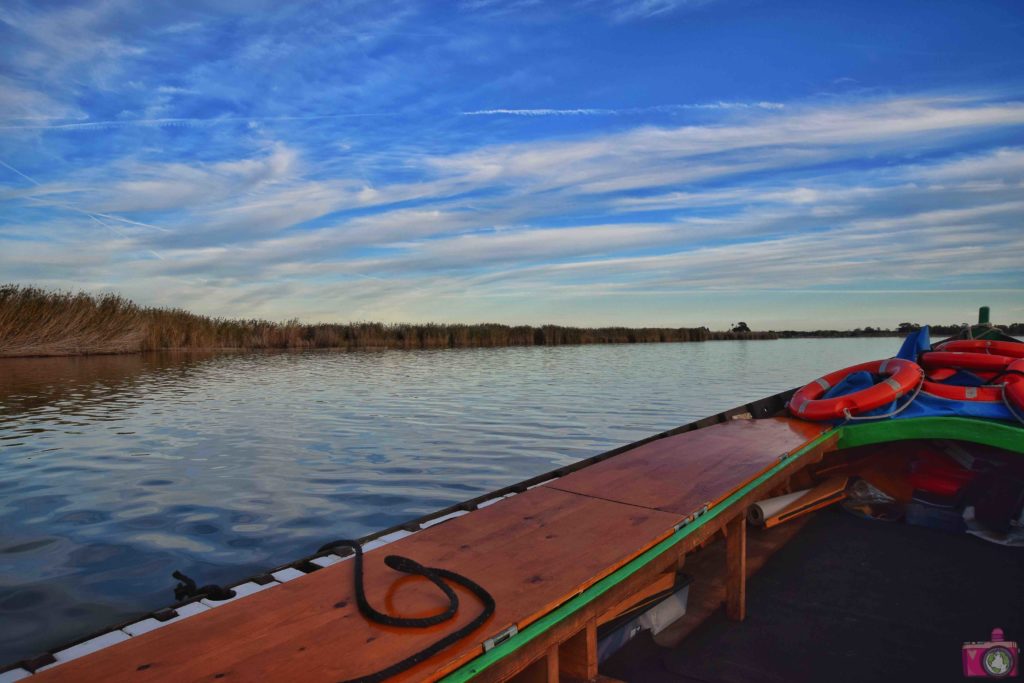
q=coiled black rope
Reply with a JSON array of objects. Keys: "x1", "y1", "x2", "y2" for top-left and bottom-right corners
[
  {"x1": 317, "y1": 539, "x2": 495, "y2": 683},
  {"x1": 171, "y1": 570, "x2": 236, "y2": 602}
]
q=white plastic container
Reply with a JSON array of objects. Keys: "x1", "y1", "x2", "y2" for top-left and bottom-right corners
[{"x1": 597, "y1": 573, "x2": 692, "y2": 662}]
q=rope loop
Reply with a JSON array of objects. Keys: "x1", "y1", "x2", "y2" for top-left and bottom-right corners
[
  {"x1": 317, "y1": 539, "x2": 496, "y2": 683},
  {"x1": 171, "y1": 570, "x2": 236, "y2": 602},
  {"x1": 1001, "y1": 384, "x2": 1024, "y2": 427},
  {"x1": 841, "y1": 372, "x2": 925, "y2": 424}
]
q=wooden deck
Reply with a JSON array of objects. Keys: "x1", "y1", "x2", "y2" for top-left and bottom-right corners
[
  {"x1": 34, "y1": 417, "x2": 830, "y2": 683},
  {"x1": 546, "y1": 418, "x2": 824, "y2": 514}
]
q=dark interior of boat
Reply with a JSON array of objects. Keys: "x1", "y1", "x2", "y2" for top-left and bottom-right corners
[{"x1": 602, "y1": 440, "x2": 1024, "y2": 683}]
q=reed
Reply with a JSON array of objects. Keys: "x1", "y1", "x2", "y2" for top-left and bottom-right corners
[
  {"x1": 0, "y1": 286, "x2": 146, "y2": 356},
  {"x1": 1, "y1": 285, "x2": 781, "y2": 357},
  {"x1": 14, "y1": 285, "x2": 1017, "y2": 359}
]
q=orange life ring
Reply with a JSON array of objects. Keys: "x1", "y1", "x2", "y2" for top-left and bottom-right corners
[
  {"x1": 921, "y1": 381, "x2": 1003, "y2": 402},
  {"x1": 1004, "y1": 359, "x2": 1024, "y2": 416},
  {"x1": 788, "y1": 358, "x2": 924, "y2": 421},
  {"x1": 936, "y1": 339, "x2": 1024, "y2": 358},
  {"x1": 919, "y1": 351, "x2": 1015, "y2": 373},
  {"x1": 925, "y1": 368, "x2": 998, "y2": 383}
]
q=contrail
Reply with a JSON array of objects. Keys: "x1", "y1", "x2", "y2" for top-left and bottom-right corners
[
  {"x1": 0, "y1": 158, "x2": 41, "y2": 185},
  {"x1": 1, "y1": 156, "x2": 174, "y2": 236},
  {"x1": 0, "y1": 112, "x2": 399, "y2": 132},
  {"x1": 89, "y1": 215, "x2": 165, "y2": 260},
  {"x1": 462, "y1": 101, "x2": 786, "y2": 116},
  {"x1": 22, "y1": 196, "x2": 173, "y2": 233},
  {"x1": 1, "y1": 156, "x2": 169, "y2": 258}
]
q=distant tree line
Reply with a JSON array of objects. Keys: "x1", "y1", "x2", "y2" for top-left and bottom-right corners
[{"x1": 773, "y1": 321, "x2": 1024, "y2": 338}]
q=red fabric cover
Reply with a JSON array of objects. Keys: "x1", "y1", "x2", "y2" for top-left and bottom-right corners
[{"x1": 908, "y1": 448, "x2": 977, "y2": 497}]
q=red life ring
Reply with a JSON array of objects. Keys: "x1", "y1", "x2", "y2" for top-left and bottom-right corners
[
  {"x1": 1005, "y1": 359, "x2": 1024, "y2": 416},
  {"x1": 919, "y1": 351, "x2": 1015, "y2": 373},
  {"x1": 788, "y1": 358, "x2": 924, "y2": 421},
  {"x1": 921, "y1": 381, "x2": 1003, "y2": 402},
  {"x1": 936, "y1": 339, "x2": 1024, "y2": 358},
  {"x1": 925, "y1": 368, "x2": 997, "y2": 383}
]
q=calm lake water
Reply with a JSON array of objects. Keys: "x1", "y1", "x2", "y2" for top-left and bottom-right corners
[{"x1": 0, "y1": 337, "x2": 899, "y2": 665}]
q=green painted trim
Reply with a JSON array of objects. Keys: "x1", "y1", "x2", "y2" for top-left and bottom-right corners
[
  {"x1": 439, "y1": 431, "x2": 838, "y2": 682},
  {"x1": 838, "y1": 417, "x2": 1024, "y2": 454}
]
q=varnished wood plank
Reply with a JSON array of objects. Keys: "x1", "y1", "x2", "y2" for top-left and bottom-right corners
[
  {"x1": 35, "y1": 487, "x2": 680, "y2": 683},
  {"x1": 547, "y1": 418, "x2": 827, "y2": 516},
  {"x1": 725, "y1": 514, "x2": 746, "y2": 621}
]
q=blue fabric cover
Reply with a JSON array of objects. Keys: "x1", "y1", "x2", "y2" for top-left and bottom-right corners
[
  {"x1": 821, "y1": 370, "x2": 897, "y2": 420},
  {"x1": 822, "y1": 370, "x2": 875, "y2": 400},
  {"x1": 937, "y1": 370, "x2": 986, "y2": 387},
  {"x1": 818, "y1": 325, "x2": 1016, "y2": 423},
  {"x1": 898, "y1": 391, "x2": 1013, "y2": 421},
  {"x1": 896, "y1": 326, "x2": 931, "y2": 361}
]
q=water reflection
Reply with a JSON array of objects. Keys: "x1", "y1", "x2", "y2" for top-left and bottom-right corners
[{"x1": 0, "y1": 339, "x2": 898, "y2": 665}]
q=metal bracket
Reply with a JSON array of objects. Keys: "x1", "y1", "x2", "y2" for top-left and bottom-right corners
[
  {"x1": 673, "y1": 514, "x2": 695, "y2": 531},
  {"x1": 673, "y1": 502, "x2": 713, "y2": 532},
  {"x1": 483, "y1": 625, "x2": 519, "y2": 651}
]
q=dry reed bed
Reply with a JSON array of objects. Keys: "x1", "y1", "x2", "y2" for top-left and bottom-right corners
[
  {"x1": 6, "y1": 286, "x2": 1021, "y2": 359},
  {"x1": 1, "y1": 285, "x2": 776, "y2": 358}
]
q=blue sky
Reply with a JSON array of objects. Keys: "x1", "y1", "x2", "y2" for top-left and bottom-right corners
[{"x1": 1, "y1": 0, "x2": 1023, "y2": 330}]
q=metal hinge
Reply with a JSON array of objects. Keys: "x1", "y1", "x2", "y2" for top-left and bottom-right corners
[
  {"x1": 674, "y1": 504, "x2": 710, "y2": 532},
  {"x1": 673, "y1": 514, "x2": 695, "y2": 531},
  {"x1": 483, "y1": 625, "x2": 519, "y2": 651}
]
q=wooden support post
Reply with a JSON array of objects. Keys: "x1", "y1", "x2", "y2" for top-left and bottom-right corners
[
  {"x1": 546, "y1": 646, "x2": 559, "y2": 682},
  {"x1": 544, "y1": 647, "x2": 561, "y2": 683},
  {"x1": 505, "y1": 647, "x2": 558, "y2": 683},
  {"x1": 559, "y1": 618, "x2": 598, "y2": 681},
  {"x1": 725, "y1": 513, "x2": 746, "y2": 621}
]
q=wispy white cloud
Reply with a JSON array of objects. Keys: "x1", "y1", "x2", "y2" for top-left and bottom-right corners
[
  {"x1": 4, "y1": 92, "x2": 1024, "y2": 326},
  {"x1": 0, "y1": 76, "x2": 84, "y2": 122},
  {"x1": 154, "y1": 85, "x2": 198, "y2": 95},
  {"x1": 2, "y1": 0, "x2": 1021, "y2": 330},
  {"x1": 602, "y1": 0, "x2": 718, "y2": 23},
  {"x1": 431, "y1": 96, "x2": 1024, "y2": 211},
  {"x1": 0, "y1": 0, "x2": 150, "y2": 95}
]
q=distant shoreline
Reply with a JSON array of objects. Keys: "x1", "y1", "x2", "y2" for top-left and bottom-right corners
[
  {"x1": 0, "y1": 333, "x2": 901, "y2": 359},
  {"x1": 0, "y1": 333, "x2": 899, "y2": 360},
  {"x1": 2, "y1": 285, "x2": 1019, "y2": 359}
]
